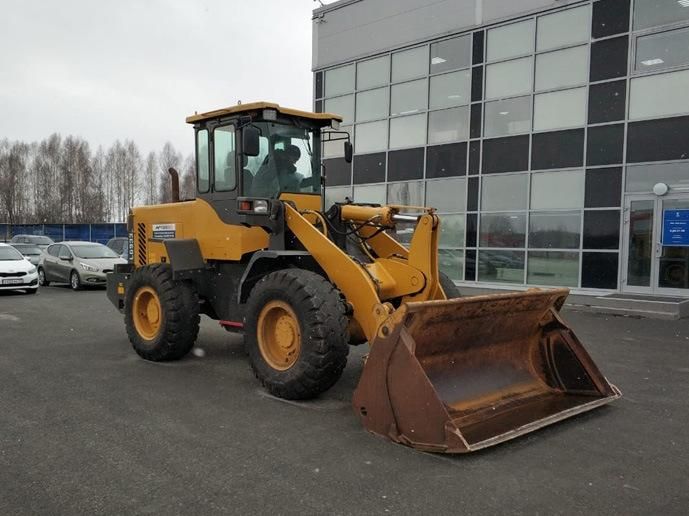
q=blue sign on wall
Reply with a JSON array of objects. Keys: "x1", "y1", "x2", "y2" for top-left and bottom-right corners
[{"x1": 662, "y1": 209, "x2": 689, "y2": 246}]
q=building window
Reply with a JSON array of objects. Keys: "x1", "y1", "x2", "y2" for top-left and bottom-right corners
[
  {"x1": 355, "y1": 88, "x2": 388, "y2": 123},
  {"x1": 387, "y1": 181, "x2": 424, "y2": 206},
  {"x1": 429, "y1": 70, "x2": 471, "y2": 109},
  {"x1": 389, "y1": 114, "x2": 427, "y2": 149},
  {"x1": 428, "y1": 106, "x2": 469, "y2": 145},
  {"x1": 536, "y1": 5, "x2": 590, "y2": 52},
  {"x1": 530, "y1": 170, "x2": 584, "y2": 209},
  {"x1": 391, "y1": 46, "x2": 428, "y2": 83},
  {"x1": 354, "y1": 121, "x2": 387, "y2": 153},
  {"x1": 533, "y1": 87, "x2": 587, "y2": 131},
  {"x1": 626, "y1": 162, "x2": 689, "y2": 192},
  {"x1": 633, "y1": 0, "x2": 689, "y2": 31},
  {"x1": 325, "y1": 95, "x2": 354, "y2": 125},
  {"x1": 390, "y1": 79, "x2": 428, "y2": 116},
  {"x1": 484, "y1": 96, "x2": 531, "y2": 137},
  {"x1": 527, "y1": 251, "x2": 579, "y2": 287},
  {"x1": 535, "y1": 45, "x2": 588, "y2": 91},
  {"x1": 430, "y1": 35, "x2": 471, "y2": 73},
  {"x1": 426, "y1": 177, "x2": 466, "y2": 212},
  {"x1": 486, "y1": 20, "x2": 534, "y2": 62},
  {"x1": 357, "y1": 55, "x2": 390, "y2": 90},
  {"x1": 324, "y1": 185, "x2": 352, "y2": 209},
  {"x1": 353, "y1": 184, "x2": 386, "y2": 204},
  {"x1": 635, "y1": 27, "x2": 689, "y2": 72},
  {"x1": 629, "y1": 69, "x2": 689, "y2": 120},
  {"x1": 485, "y1": 57, "x2": 533, "y2": 99},
  {"x1": 529, "y1": 212, "x2": 581, "y2": 249},
  {"x1": 427, "y1": 178, "x2": 466, "y2": 280},
  {"x1": 481, "y1": 174, "x2": 529, "y2": 211},
  {"x1": 478, "y1": 250, "x2": 526, "y2": 283},
  {"x1": 325, "y1": 64, "x2": 355, "y2": 97}
]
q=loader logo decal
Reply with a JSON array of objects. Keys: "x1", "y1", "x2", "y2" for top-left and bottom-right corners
[{"x1": 152, "y1": 223, "x2": 176, "y2": 240}]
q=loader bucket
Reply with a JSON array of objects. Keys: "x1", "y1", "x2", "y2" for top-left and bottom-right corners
[{"x1": 352, "y1": 289, "x2": 620, "y2": 453}]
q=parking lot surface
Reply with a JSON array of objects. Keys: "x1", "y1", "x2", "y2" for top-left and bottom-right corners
[{"x1": 1, "y1": 286, "x2": 688, "y2": 515}]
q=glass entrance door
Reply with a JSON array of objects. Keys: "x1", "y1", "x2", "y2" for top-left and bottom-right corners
[{"x1": 623, "y1": 194, "x2": 689, "y2": 295}]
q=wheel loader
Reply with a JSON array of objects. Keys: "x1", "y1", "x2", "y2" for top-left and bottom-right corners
[{"x1": 106, "y1": 102, "x2": 620, "y2": 453}]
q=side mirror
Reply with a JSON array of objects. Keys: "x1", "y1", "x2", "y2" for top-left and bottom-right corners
[
  {"x1": 243, "y1": 126, "x2": 260, "y2": 157},
  {"x1": 344, "y1": 141, "x2": 353, "y2": 163}
]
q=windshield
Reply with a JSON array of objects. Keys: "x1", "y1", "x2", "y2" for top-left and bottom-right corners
[
  {"x1": 71, "y1": 245, "x2": 119, "y2": 259},
  {"x1": 15, "y1": 245, "x2": 42, "y2": 256},
  {"x1": 244, "y1": 122, "x2": 320, "y2": 198},
  {"x1": 0, "y1": 247, "x2": 24, "y2": 261}
]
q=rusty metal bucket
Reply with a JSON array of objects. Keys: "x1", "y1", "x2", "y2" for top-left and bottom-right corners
[{"x1": 352, "y1": 289, "x2": 620, "y2": 453}]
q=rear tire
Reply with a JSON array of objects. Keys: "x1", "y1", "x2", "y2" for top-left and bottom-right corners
[
  {"x1": 439, "y1": 271, "x2": 461, "y2": 299},
  {"x1": 38, "y1": 268, "x2": 49, "y2": 286},
  {"x1": 244, "y1": 269, "x2": 349, "y2": 400},
  {"x1": 124, "y1": 264, "x2": 200, "y2": 361}
]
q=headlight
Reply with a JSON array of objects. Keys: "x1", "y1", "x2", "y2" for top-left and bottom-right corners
[
  {"x1": 28, "y1": 266, "x2": 37, "y2": 274},
  {"x1": 80, "y1": 262, "x2": 98, "y2": 272}
]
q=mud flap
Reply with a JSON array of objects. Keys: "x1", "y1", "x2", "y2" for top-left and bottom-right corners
[{"x1": 352, "y1": 289, "x2": 621, "y2": 453}]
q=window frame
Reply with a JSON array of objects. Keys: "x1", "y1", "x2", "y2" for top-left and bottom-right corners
[
  {"x1": 196, "y1": 128, "x2": 210, "y2": 194},
  {"x1": 212, "y1": 124, "x2": 238, "y2": 193}
]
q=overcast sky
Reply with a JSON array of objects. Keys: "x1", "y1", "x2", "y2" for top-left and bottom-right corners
[{"x1": 0, "y1": 0, "x2": 329, "y2": 157}]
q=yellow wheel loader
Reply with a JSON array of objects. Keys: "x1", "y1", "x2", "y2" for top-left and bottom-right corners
[{"x1": 106, "y1": 102, "x2": 620, "y2": 453}]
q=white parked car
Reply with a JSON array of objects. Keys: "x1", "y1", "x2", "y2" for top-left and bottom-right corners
[{"x1": 0, "y1": 243, "x2": 39, "y2": 294}]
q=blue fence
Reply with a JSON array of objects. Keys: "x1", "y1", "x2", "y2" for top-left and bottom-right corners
[{"x1": 0, "y1": 223, "x2": 128, "y2": 245}]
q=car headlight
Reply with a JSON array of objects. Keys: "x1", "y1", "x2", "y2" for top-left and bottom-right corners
[
  {"x1": 28, "y1": 266, "x2": 37, "y2": 274},
  {"x1": 79, "y1": 262, "x2": 98, "y2": 272}
]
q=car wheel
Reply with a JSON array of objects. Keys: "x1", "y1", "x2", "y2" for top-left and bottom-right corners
[
  {"x1": 38, "y1": 267, "x2": 50, "y2": 286},
  {"x1": 70, "y1": 270, "x2": 82, "y2": 291}
]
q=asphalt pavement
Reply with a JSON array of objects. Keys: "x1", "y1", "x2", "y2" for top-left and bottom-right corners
[{"x1": 1, "y1": 285, "x2": 688, "y2": 515}]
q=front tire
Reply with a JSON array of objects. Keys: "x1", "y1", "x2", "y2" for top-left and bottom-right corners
[
  {"x1": 70, "y1": 270, "x2": 82, "y2": 291},
  {"x1": 245, "y1": 269, "x2": 349, "y2": 400},
  {"x1": 38, "y1": 268, "x2": 49, "y2": 286},
  {"x1": 439, "y1": 271, "x2": 461, "y2": 299},
  {"x1": 124, "y1": 264, "x2": 200, "y2": 361}
]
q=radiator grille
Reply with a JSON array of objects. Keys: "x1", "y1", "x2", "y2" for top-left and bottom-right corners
[
  {"x1": 137, "y1": 223, "x2": 147, "y2": 265},
  {"x1": 0, "y1": 271, "x2": 27, "y2": 277}
]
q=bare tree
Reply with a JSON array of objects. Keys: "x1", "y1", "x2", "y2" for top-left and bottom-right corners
[
  {"x1": 0, "y1": 141, "x2": 30, "y2": 225},
  {"x1": 180, "y1": 153, "x2": 196, "y2": 200},
  {"x1": 144, "y1": 151, "x2": 157, "y2": 205},
  {"x1": 157, "y1": 141, "x2": 182, "y2": 203}
]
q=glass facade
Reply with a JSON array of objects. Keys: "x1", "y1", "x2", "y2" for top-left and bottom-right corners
[{"x1": 316, "y1": 0, "x2": 689, "y2": 292}]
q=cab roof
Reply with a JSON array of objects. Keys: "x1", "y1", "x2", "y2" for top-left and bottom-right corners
[{"x1": 185, "y1": 101, "x2": 343, "y2": 125}]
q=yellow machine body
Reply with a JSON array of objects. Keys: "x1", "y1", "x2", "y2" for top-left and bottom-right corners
[{"x1": 109, "y1": 102, "x2": 619, "y2": 454}]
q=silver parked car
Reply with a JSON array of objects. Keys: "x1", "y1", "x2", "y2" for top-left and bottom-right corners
[
  {"x1": 10, "y1": 243, "x2": 43, "y2": 265},
  {"x1": 38, "y1": 241, "x2": 127, "y2": 290},
  {"x1": 9, "y1": 234, "x2": 54, "y2": 250}
]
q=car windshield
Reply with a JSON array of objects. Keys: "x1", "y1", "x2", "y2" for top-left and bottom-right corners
[
  {"x1": 244, "y1": 122, "x2": 320, "y2": 198},
  {"x1": 71, "y1": 245, "x2": 119, "y2": 259},
  {"x1": 0, "y1": 247, "x2": 24, "y2": 261},
  {"x1": 16, "y1": 245, "x2": 42, "y2": 256}
]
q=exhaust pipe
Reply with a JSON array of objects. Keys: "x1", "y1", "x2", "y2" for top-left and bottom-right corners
[{"x1": 168, "y1": 167, "x2": 180, "y2": 202}]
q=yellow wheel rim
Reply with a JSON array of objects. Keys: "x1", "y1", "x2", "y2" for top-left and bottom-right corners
[
  {"x1": 257, "y1": 300, "x2": 301, "y2": 371},
  {"x1": 132, "y1": 286, "x2": 162, "y2": 340}
]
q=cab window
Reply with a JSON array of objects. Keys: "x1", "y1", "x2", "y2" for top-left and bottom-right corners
[
  {"x1": 243, "y1": 122, "x2": 317, "y2": 198},
  {"x1": 197, "y1": 129, "x2": 210, "y2": 193},
  {"x1": 213, "y1": 125, "x2": 236, "y2": 192}
]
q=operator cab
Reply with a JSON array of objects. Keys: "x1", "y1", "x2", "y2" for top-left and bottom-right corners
[{"x1": 187, "y1": 102, "x2": 349, "y2": 221}]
